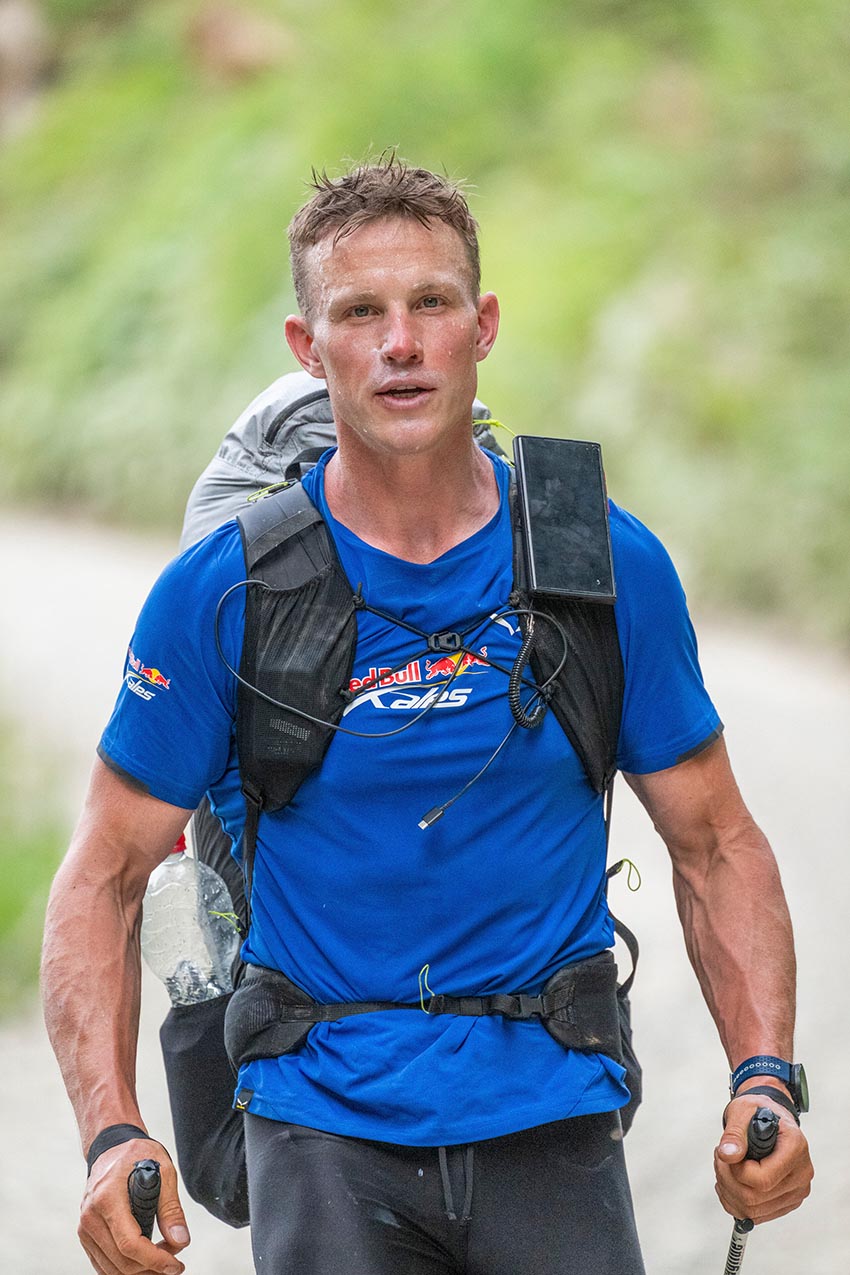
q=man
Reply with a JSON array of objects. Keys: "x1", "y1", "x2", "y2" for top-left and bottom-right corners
[{"x1": 43, "y1": 157, "x2": 812, "y2": 1275}]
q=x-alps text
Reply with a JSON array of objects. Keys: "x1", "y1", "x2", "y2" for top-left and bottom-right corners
[{"x1": 343, "y1": 650, "x2": 490, "y2": 716}]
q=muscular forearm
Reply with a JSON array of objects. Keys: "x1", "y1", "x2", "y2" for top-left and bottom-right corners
[
  {"x1": 41, "y1": 758, "x2": 190, "y2": 1154},
  {"x1": 627, "y1": 740, "x2": 797, "y2": 1071},
  {"x1": 43, "y1": 761, "x2": 193, "y2": 1274},
  {"x1": 42, "y1": 854, "x2": 147, "y2": 1152},
  {"x1": 682, "y1": 818, "x2": 814, "y2": 1227},
  {"x1": 670, "y1": 814, "x2": 796, "y2": 1067}
]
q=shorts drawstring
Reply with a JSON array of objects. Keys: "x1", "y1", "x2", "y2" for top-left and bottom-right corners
[
  {"x1": 438, "y1": 1145, "x2": 456, "y2": 1221},
  {"x1": 437, "y1": 1144, "x2": 474, "y2": 1226},
  {"x1": 460, "y1": 1144, "x2": 474, "y2": 1224}
]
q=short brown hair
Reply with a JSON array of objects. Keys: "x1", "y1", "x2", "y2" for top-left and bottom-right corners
[{"x1": 288, "y1": 153, "x2": 481, "y2": 314}]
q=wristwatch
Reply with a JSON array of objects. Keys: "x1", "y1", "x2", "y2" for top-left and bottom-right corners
[{"x1": 729, "y1": 1055, "x2": 809, "y2": 1115}]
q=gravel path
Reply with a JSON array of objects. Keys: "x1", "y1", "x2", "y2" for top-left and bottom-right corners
[{"x1": 1, "y1": 509, "x2": 847, "y2": 1274}]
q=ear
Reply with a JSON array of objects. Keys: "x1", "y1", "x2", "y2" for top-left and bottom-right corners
[
  {"x1": 284, "y1": 314, "x2": 327, "y2": 379},
  {"x1": 474, "y1": 292, "x2": 500, "y2": 363}
]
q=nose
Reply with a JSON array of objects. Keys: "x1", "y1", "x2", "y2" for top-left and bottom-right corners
[{"x1": 380, "y1": 308, "x2": 422, "y2": 363}]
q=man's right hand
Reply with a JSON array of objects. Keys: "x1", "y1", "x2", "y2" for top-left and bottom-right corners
[{"x1": 80, "y1": 1138, "x2": 190, "y2": 1275}]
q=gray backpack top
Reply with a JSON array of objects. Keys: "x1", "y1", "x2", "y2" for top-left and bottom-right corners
[{"x1": 179, "y1": 370, "x2": 499, "y2": 551}]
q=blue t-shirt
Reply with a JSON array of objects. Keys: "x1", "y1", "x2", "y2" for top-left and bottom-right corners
[{"x1": 100, "y1": 450, "x2": 721, "y2": 1145}]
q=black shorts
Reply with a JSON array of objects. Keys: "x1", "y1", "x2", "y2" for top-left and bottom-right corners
[{"x1": 245, "y1": 1110, "x2": 645, "y2": 1275}]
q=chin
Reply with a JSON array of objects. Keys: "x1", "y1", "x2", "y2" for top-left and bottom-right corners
[{"x1": 378, "y1": 421, "x2": 458, "y2": 456}]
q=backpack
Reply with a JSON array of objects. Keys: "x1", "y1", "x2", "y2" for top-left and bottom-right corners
[
  {"x1": 179, "y1": 369, "x2": 503, "y2": 551},
  {"x1": 160, "y1": 372, "x2": 640, "y2": 1229}
]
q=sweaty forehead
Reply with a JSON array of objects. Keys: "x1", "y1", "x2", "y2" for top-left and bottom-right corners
[{"x1": 303, "y1": 217, "x2": 475, "y2": 312}]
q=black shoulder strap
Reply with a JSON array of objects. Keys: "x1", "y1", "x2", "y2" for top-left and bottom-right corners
[
  {"x1": 508, "y1": 480, "x2": 624, "y2": 795},
  {"x1": 239, "y1": 480, "x2": 335, "y2": 584},
  {"x1": 510, "y1": 474, "x2": 633, "y2": 986},
  {"x1": 235, "y1": 483, "x2": 359, "y2": 914},
  {"x1": 236, "y1": 485, "x2": 358, "y2": 809}
]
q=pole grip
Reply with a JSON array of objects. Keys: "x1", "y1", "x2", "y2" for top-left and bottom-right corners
[
  {"x1": 128, "y1": 1158, "x2": 161, "y2": 1241},
  {"x1": 722, "y1": 1107, "x2": 780, "y2": 1275},
  {"x1": 745, "y1": 1107, "x2": 780, "y2": 1162}
]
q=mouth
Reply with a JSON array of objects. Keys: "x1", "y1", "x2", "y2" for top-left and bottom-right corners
[{"x1": 375, "y1": 383, "x2": 434, "y2": 406}]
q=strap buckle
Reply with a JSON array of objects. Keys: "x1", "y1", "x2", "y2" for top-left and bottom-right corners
[
  {"x1": 427, "y1": 631, "x2": 463, "y2": 653},
  {"x1": 501, "y1": 993, "x2": 542, "y2": 1019}
]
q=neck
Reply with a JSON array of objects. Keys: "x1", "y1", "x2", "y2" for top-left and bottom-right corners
[{"x1": 323, "y1": 438, "x2": 500, "y2": 564}]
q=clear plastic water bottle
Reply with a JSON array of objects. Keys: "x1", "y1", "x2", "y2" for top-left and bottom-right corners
[{"x1": 141, "y1": 834, "x2": 241, "y2": 1006}]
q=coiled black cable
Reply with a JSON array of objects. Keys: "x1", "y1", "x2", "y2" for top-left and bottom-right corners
[{"x1": 508, "y1": 615, "x2": 547, "y2": 729}]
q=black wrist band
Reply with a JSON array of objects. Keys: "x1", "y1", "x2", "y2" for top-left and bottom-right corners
[
  {"x1": 86, "y1": 1123, "x2": 150, "y2": 1176},
  {"x1": 729, "y1": 1085, "x2": 801, "y2": 1125}
]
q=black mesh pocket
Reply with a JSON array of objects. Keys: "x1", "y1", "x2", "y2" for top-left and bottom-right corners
[
  {"x1": 237, "y1": 566, "x2": 356, "y2": 812},
  {"x1": 160, "y1": 994, "x2": 249, "y2": 1228},
  {"x1": 224, "y1": 966, "x2": 317, "y2": 1067}
]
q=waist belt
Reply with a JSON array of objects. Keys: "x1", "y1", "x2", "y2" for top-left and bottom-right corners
[{"x1": 224, "y1": 950, "x2": 623, "y2": 1069}]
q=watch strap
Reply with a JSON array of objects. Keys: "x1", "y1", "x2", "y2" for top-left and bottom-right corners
[{"x1": 730, "y1": 1054, "x2": 791, "y2": 1095}]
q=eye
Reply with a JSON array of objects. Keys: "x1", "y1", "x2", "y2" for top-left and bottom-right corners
[
  {"x1": 420, "y1": 295, "x2": 443, "y2": 309},
  {"x1": 350, "y1": 304, "x2": 372, "y2": 318}
]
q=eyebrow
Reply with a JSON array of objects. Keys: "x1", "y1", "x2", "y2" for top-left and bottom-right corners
[
  {"x1": 330, "y1": 279, "x2": 463, "y2": 306},
  {"x1": 327, "y1": 288, "x2": 377, "y2": 307},
  {"x1": 410, "y1": 279, "x2": 463, "y2": 294}
]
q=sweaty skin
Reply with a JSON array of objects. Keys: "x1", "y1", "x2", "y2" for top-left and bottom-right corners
[{"x1": 42, "y1": 213, "x2": 811, "y2": 1275}]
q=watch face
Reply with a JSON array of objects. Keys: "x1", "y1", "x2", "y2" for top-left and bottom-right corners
[{"x1": 793, "y1": 1063, "x2": 810, "y2": 1113}]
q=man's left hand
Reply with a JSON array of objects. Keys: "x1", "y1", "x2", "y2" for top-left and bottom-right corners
[{"x1": 714, "y1": 1092, "x2": 813, "y2": 1223}]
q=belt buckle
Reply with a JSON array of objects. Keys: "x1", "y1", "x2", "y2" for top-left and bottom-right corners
[{"x1": 503, "y1": 993, "x2": 539, "y2": 1020}]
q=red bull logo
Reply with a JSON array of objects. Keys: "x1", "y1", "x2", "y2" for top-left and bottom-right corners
[
  {"x1": 127, "y1": 647, "x2": 171, "y2": 691},
  {"x1": 349, "y1": 660, "x2": 422, "y2": 694},
  {"x1": 343, "y1": 647, "x2": 491, "y2": 717},
  {"x1": 425, "y1": 647, "x2": 489, "y2": 680}
]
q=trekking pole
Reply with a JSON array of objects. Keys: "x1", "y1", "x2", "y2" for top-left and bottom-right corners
[
  {"x1": 128, "y1": 1158, "x2": 161, "y2": 1241},
  {"x1": 722, "y1": 1108, "x2": 780, "y2": 1275}
]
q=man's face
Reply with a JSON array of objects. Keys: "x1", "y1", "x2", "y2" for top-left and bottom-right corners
[{"x1": 285, "y1": 217, "x2": 499, "y2": 459}]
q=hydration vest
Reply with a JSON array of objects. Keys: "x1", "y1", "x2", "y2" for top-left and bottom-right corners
[
  {"x1": 233, "y1": 475, "x2": 625, "y2": 905},
  {"x1": 224, "y1": 473, "x2": 640, "y2": 1097}
]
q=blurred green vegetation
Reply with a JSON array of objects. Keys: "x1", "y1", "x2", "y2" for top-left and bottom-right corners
[
  {"x1": 0, "y1": 732, "x2": 64, "y2": 1013},
  {"x1": 1, "y1": 0, "x2": 849, "y2": 641}
]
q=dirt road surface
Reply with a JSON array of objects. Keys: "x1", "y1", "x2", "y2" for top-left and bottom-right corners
[{"x1": 1, "y1": 509, "x2": 847, "y2": 1274}]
